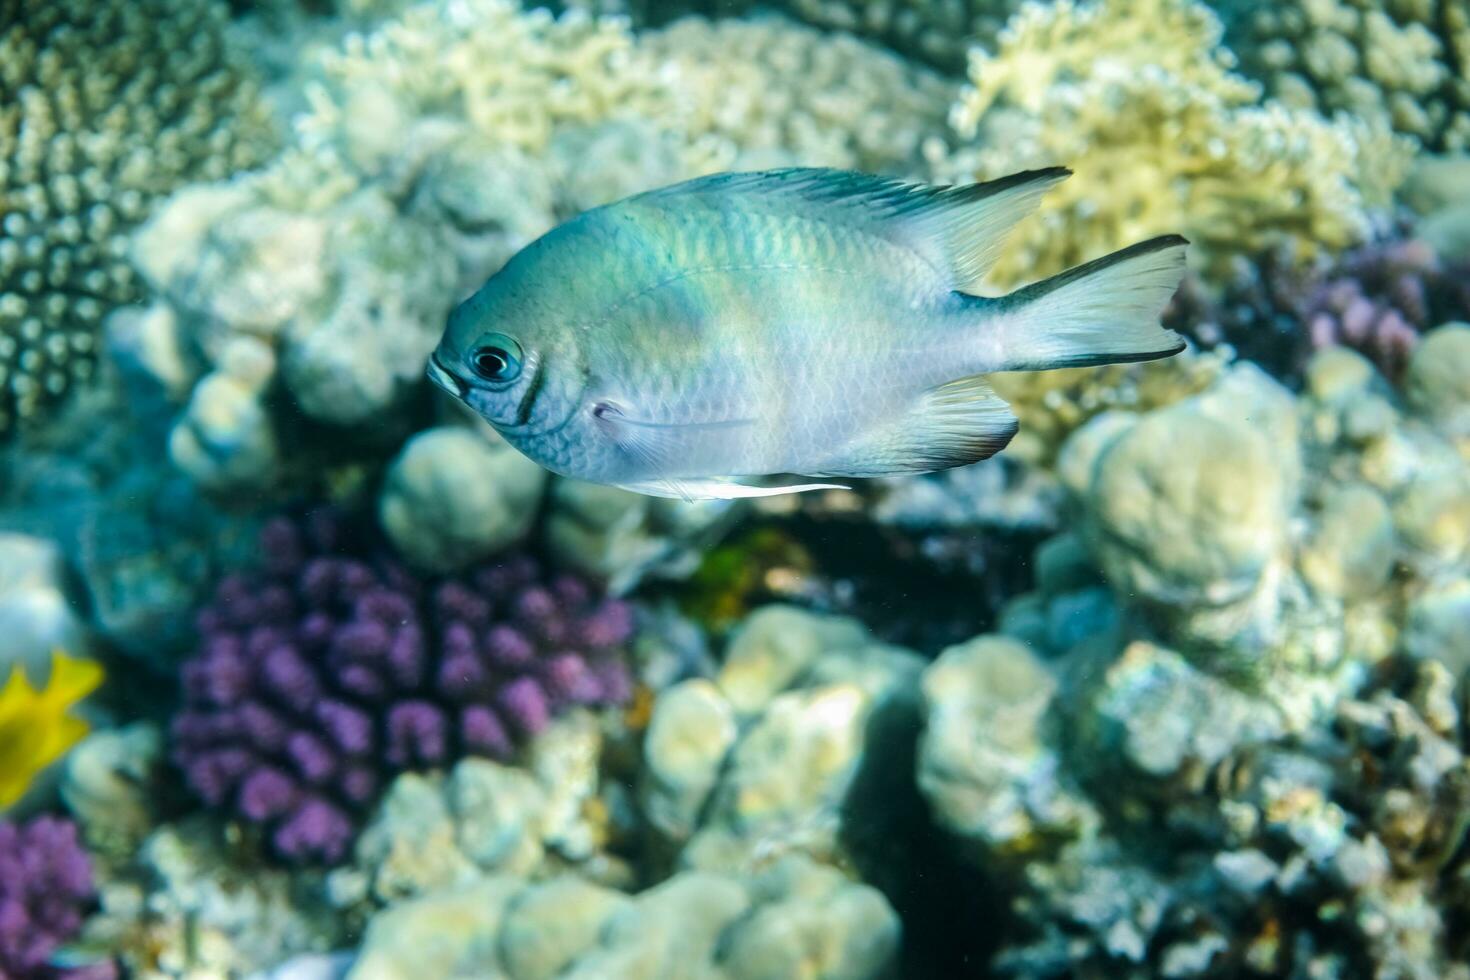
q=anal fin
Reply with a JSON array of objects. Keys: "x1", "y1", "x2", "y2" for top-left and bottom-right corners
[{"x1": 812, "y1": 375, "x2": 1018, "y2": 477}]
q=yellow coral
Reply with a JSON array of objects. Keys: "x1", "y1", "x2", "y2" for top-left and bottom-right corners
[
  {"x1": 938, "y1": 0, "x2": 1414, "y2": 286},
  {"x1": 0, "y1": 651, "x2": 104, "y2": 808}
]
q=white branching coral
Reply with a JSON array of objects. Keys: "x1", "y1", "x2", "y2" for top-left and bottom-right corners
[
  {"x1": 936, "y1": 0, "x2": 1415, "y2": 287},
  {"x1": 0, "y1": 0, "x2": 276, "y2": 435}
]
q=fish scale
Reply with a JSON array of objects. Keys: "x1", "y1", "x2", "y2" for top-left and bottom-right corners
[{"x1": 428, "y1": 167, "x2": 1189, "y2": 499}]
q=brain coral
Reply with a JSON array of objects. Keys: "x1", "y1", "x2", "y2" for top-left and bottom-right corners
[
  {"x1": 937, "y1": 0, "x2": 1415, "y2": 287},
  {"x1": 1220, "y1": 0, "x2": 1470, "y2": 153},
  {"x1": 0, "y1": 0, "x2": 275, "y2": 435}
]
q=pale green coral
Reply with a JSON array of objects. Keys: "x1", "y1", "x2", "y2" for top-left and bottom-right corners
[
  {"x1": 936, "y1": 0, "x2": 1414, "y2": 287},
  {"x1": 1221, "y1": 0, "x2": 1470, "y2": 153}
]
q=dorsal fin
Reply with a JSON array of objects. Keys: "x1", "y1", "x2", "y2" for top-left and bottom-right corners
[{"x1": 628, "y1": 166, "x2": 1071, "y2": 292}]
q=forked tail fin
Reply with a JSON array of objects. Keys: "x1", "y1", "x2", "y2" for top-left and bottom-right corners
[{"x1": 993, "y1": 235, "x2": 1189, "y2": 371}]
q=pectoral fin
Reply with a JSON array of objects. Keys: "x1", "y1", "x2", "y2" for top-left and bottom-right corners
[
  {"x1": 617, "y1": 478, "x2": 849, "y2": 501},
  {"x1": 592, "y1": 401, "x2": 754, "y2": 471}
]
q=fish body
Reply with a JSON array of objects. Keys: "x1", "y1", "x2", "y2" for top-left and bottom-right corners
[{"x1": 428, "y1": 168, "x2": 1188, "y2": 499}]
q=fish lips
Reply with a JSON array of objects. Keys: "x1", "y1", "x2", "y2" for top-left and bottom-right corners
[{"x1": 426, "y1": 352, "x2": 468, "y2": 399}]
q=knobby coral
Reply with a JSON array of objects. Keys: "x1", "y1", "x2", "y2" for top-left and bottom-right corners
[
  {"x1": 1221, "y1": 0, "x2": 1470, "y2": 153},
  {"x1": 0, "y1": 0, "x2": 275, "y2": 434},
  {"x1": 0, "y1": 650, "x2": 105, "y2": 809},
  {"x1": 770, "y1": 0, "x2": 1019, "y2": 71},
  {"x1": 170, "y1": 511, "x2": 635, "y2": 864},
  {"x1": 938, "y1": 0, "x2": 1414, "y2": 287},
  {"x1": 0, "y1": 816, "x2": 113, "y2": 980}
]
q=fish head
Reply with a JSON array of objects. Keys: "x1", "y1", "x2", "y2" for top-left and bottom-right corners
[{"x1": 427, "y1": 283, "x2": 588, "y2": 441}]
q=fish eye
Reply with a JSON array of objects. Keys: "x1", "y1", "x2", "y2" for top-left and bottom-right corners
[{"x1": 469, "y1": 334, "x2": 522, "y2": 383}]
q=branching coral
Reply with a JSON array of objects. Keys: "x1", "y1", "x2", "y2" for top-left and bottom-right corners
[
  {"x1": 0, "y1": 816, "x2": 113, "y2": 979},
  {"x1": 170, "y1": 511, "x2": 635, "y2": 864},
  {"x1": 0, "y1": 0, "x2": 276, "y2": 435},
  {"x1": 1220, "y1": 0, "x2": 1470, "y2": 153},
  {"x1": 937, "y1": 0, "x2": 1414, "y2": 287},
  {"x1": 0, "y1": 651, "x2": 105, "y2": 809}
]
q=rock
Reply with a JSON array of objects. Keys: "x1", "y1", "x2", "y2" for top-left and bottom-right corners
[
  {"x1": 172, "y1": 203, "x2": 330, "y2": 347},
  {"x1": 499, "y1": 877, "x2": 631, "y2": 980},
  {"x1": 248, "y1": 952, "x2": 356, "y2": 980},
  {"x1": 1299, "y1": 484, "x2": 1397, "y2": 599},
  {"x1": 1081, "y1": 376, "x2": 1293, "y2": 612},
  {"x1": 561, "y1": 872, "x2": 750, "y2": 980},
  {"x1": 1056, "y1": 411, "x2": 1139, "y2": 499},
  {"x1": 0, "y1": 532, "x2": 88, "y2": 676},
  {"x1": 412, "y1": 136, "x2": 554, "y2": 291},
  {"x1": 1392, "y1": 466, "x2": 1470, "y2": 572},
  {"x1": 60, "y1": 723, "x2": 163, "y2": 858},
  {"x1": 378, "y1": 426, "x2": 546, "y2": 572},
  {"x1": 348, "y1": 877, "x2": 523, "y2": 980},
  {"x1": 168, "y1": 337, "x2": 280, "y2": 492},
  {"x1": 1405, "y1": 578, "x2": 1470, "y2": 675},
  {"x1": 641, "y1": 679, "x2": 738, "y2": 842},
  {"x1": 917, "y1": 635, "x2": 1092, "y2": 857},
  {"x1": 1306, "y1": 346, "x2": 1379, "y2": 404},
  {"x1": 350, "y1": 770, "x2": 481, "y2": 903},
  {"x1": 280, "y1": 191, "x2": 455, "y2": 427},
  {"x1": 1407, "y1": 323, "x2": 1470, "y2": 440},
  {"x1": 1072, "y1": 642, "x2": 1284, "y2": 791},
  {"x1": 680, "y1": 607, "x2": 924, "y2": 872},
  {"x1": 544, "y1": 479, "x2": 738, "y2": 593},
  {"x1": 719, "y1": 856, "x2": 901, "y2": 980},
  {"x1": 716, "y1": 605, "x2": 870, "y2": 715},
  {"x1": 448, "y1": 758, "x2": 549, "y2": 877}
]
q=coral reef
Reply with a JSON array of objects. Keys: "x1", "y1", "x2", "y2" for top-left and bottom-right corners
[
  {"x1": 0, "y1": 650, "x2": 105, "y2": 809},
  {"x1": 346, "y1": 854, "x2": 898, "y2": 980},
  {"x1": 0, "y1": 0, "x2": 275, "y2": 434},
  {"x1": 171, "y1": 511, "x2": 634, "y2": 863},
  {"x1": 913, "y1": 330, "x2": 1470, "y2": 975},
  {"x1": 77, "y1": 816, "x2": 346, "y2": 979},
  {"x1": 0, "y1": 815, "x2": 113, "y2": 979},
  {"x1": 1220, "y1": 0, "x2": 1470, "y2": 153},
  {"x1": 937, "y1": 0, "x2": 1414, "y2": 286},
  {"x1": 329, "y1": 710, "x2": 628, "y2": 905}
]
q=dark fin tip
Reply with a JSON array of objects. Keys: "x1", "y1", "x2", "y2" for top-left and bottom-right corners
[{"x1": 1037, "y1": 336, "x2": 1188, "y2": 370}]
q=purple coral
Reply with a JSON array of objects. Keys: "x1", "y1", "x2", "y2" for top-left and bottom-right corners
[
  {"x1": 1300, "y1": 238, "x2": 1468, "y2": 381},
  {"x1": 171, "y1": 510, "x2": 635, "y2": 865},
  {"x1": 0, "y1": 816, "x2": 114, "y2": 980},
  {"x1": 1167, "y1": 234, "x2": 1470, "y2": 386}
]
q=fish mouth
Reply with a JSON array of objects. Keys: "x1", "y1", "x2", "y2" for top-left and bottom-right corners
[{"x1": 426, "y1": 352, "x2": 467, "y2": 399}]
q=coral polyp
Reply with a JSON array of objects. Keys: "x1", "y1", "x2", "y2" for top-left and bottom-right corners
[{"x1": 170, "y1": 511, "x2": 634, "y2": 864}]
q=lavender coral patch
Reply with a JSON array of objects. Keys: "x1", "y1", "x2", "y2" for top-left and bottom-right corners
[
  {"x1": 0, "y1": 816, "x2": 113, "y2": 980},
  {"x1": 171, "y1": 511, "x2": 634, "y2": 865}
]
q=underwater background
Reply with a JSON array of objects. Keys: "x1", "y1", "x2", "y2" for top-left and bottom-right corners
[{"x1": 1, "y1": 0, "x2": 1469, "y2": 976}]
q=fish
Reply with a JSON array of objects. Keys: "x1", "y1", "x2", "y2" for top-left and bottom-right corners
[{"x1": 427, "y1": 167, "x2": 1188, "y2": 501}]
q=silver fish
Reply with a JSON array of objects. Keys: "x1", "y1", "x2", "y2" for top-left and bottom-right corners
[{"x1": 427, "y1": 167, "x2": 1188, "y2": 500}]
